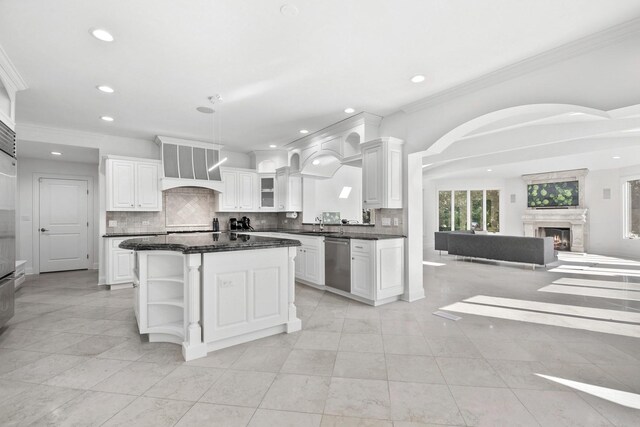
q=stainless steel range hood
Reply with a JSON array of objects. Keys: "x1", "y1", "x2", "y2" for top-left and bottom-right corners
[{"x1": 155, "y1": 136, "x2": 225, "y2": 192}]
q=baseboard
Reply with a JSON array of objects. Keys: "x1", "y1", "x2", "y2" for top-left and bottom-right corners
[{"x1": 25, "y1": 267, "x2": 34, "y2": 275}]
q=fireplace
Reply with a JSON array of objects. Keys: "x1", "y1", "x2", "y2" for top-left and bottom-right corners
[{"x1": 540, "y1": 227, "x2": 571, "y2": 251}]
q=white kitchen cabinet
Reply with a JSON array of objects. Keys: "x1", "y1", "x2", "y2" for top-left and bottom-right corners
[
  {"x1": 134, "y1": 251, "x2": 186, "y2": 344},
  {"x1": 258, "y1": 174, "x2": 276, "y2": 211},
  {"x1": 105, "y1": 237, "x2": 135, "y2": 285},
  {"x1": 349, "y1": 238, "x2": 404, "y2": 305},
  {"x1": 218, "y1": 167, "x2": 258, "y2": 212},
  {"x1": 351, "y1": 240, "x2": 375, "y2": 300},
  {"x1": 276, "y1": 167, "x2": 302, "y2": 212},
  {"x1": 106, "y1": 157, "x2": 162, "y2": 212},
  {"x1": 362, "y1": 137, "x2": 404, "y2": 209}
]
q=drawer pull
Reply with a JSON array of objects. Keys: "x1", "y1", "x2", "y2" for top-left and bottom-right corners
[{"x1": 355, "y1": 246, "x2": 363, "y2": 249}]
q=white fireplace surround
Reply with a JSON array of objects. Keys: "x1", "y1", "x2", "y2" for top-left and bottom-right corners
[
  {"x1": 522, "y1": 209, "x2": 588, "y2": 252},
  {"x1": 521, "y1": 169, "x2": 589, "y2": 253}
]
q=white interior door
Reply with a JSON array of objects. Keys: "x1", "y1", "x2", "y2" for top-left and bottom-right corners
[{"x1": 39, "y1": 178, "x2": 89, "y2": 272}]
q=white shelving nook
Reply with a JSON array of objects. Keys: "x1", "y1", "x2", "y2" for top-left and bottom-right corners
[{"x1": 134, "y1": 251, "x2": 188, "y2": 345}]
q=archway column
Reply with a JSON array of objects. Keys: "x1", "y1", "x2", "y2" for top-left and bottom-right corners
[{"x1": 402, "y1": 152, "x2": 425, "y2": 302}]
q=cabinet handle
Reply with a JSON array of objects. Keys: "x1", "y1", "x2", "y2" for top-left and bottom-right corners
[
  {"x1": 352, "y1": 257, "x2": 354, "y2": 260},
  {"x1": 355, "y1": 246, "x2": 363, "y2": 249}
]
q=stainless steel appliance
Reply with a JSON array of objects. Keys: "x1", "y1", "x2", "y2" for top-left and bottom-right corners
[
  {"x1": 325, "y1": 238, "x2": 351, "y2": 293},
  {"x1": 0, "y1": 120, "x2": 16, "y2": 328}
]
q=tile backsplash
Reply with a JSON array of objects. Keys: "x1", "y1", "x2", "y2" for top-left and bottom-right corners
[
  {"x1": 276, "y1": 208, "x2": 405, "y2": 236},
  {"x1": 106, "y1": 187, "x2": 404, "y2": 236},
  {"x1": 106, "y1": 187, "x2": 280, "y2": 234}
]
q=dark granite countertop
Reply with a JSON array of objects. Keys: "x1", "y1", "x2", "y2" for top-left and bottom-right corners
[
  {"x1": 103, "y1": 232, "x2": 166, "y2": 238},
  {"x1": 244, "y1": 229, "x2": 405, "y2": 240},
  {"x1": 119, "y1": 232, "x2": 301, "y2": 254}
]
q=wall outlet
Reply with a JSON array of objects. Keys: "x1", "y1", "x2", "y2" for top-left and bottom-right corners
[
  {"x1": 381, "y1": 217, "x2": 391, "y2": 226},
  {"x1": 393, "y1": 218, "x2": 399, "y2": 226},
  {"x1": 108, "y1": 220, "x2": 117, "y2": 227},
  {"x1": 142, "y1": 220, "x2": 150, "y2": 226}
]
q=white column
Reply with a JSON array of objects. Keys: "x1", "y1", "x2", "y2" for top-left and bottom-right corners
[
  {"x1": 403, "y1": 153, "x2": 426, "y2": 302},
  {"x1": 182, "y1": 254, "x2": 207, "y2": 361},
  {"x1": 286, "y1": 246, "x2": 302, "y2": 332}
]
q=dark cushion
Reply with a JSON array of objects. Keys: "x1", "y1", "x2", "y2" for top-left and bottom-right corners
[
  {"x1": 447, "y1": 234, "x2": 555, "y2": 266},
  {"x1": 434, "y1": 230, "x2": 474, "y2": 251}
]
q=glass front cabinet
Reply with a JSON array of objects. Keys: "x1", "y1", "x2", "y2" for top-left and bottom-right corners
[{"x1": 259, "y1": 174, "x2": 276, "y2": 211}]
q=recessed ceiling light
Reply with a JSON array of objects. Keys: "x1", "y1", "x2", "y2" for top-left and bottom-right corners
[
  {"x1": 280, "y1": 4, "x2": 299, "y2": 16},
  {"x1": 90, "y1": 28, "x2": 114, "y2": 42},
  {"x1": 411, "y1": 75, "x2": 425, "y2": 83},
  {"x1": 486, "y1": 169, "x2": 493, "y2": 172},
  {"x1": 51, "y1": 151, "x2": 62, "y2": 156},
  {"x1": 96, "y1": 85, "x2": 114, "y2": 94},
  {"x1": 612, "y1": 156, "x2": 621, "y2": 159},
  {"x1": 269, "y1": 144, "x2": 277, "y2": 148},
  {"x1": 312, "y1": 159, "x2": 320, "y2": 166},
  {"x1": 100, "y1": 116, "x2": 114, "y2": 122},
  {"x1": 344, "y1": 107, "x2": 355, "y2": 114},
  {"x1": 196, "y1": 106, "x2": 214, "y2": 114},
  {"x1": 299, "y1": 129, "x2": 309, "y2": 134}
]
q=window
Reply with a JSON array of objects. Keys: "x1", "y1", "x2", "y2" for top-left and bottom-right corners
[
  {"x1": 437, "y1": 189, "x2": 500, "y2": 232},
  {"x1": 438, "y1": 191, "x2": 452, "y2": 231},
  {"x1": 625, "y1": 178, "x2": 640, "y2": 239},
  {"x1": 454, "y1": 190, "x2": 467, "y2": 230}
]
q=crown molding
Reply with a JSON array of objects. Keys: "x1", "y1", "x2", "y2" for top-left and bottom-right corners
[
  {"x1": 0, "y1": 43, "x2": 27, "y2": 95},
  {"x1": 284, "y1": 111, "x2": 382, "y2": 151},
  {"x1": 401, "y1": 17, "x2": 640, "y2": 114},
  {"x1": 16, "y1": 122, "x2": 155, "y2": 148}
]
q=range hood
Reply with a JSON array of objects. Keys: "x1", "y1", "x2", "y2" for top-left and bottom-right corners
[{"x1": 155, "y1": 136, "x2": 225, "y2": 192}]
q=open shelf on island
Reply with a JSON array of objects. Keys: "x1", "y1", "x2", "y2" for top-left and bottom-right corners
[
  {"x1": 148, "y1": 320, "x2": 184, "y2": 337},
  {"x1": 148, "y1": 298, "x2": 184, "y2": 308}
]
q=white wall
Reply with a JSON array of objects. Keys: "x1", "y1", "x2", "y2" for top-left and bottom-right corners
[
  {"x1": 222, "y1": 150, "x2": 251, "y2": 169},
  {"x1": 425, "y1": 166, "x2": 640, "y2": 259},
  {"x1": 302, "y1": 165, "x2": 362, "y2": 224},
  {"x1": 16, "y1": 157, "x2": 100, "y2": 274},
  {"x1": 587, "y1": 164, "x2": 640, "y2": 259}
]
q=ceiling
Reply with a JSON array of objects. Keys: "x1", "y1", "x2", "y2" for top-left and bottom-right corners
[
  {"x1": 17, "y1": 140, "x2": 99, "y2": 164},
  {"x1": 2, "y1": 0, "x2": 640, "y2": 153}
]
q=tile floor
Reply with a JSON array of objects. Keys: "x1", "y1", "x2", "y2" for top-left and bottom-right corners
[{"x1": 1, "y1": 253, "x2": 639, "y2": 426}]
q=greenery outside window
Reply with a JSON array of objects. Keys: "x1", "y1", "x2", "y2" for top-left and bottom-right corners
[
  {"x1": 438, "y1": 191, "x2": 452, "y2": 231},
  {"x1": 437, "y1": 189, "x2": 500, "y2": 232},
  {"x1": 624, "y1": 178, "x2": 640, "y2": 239}
]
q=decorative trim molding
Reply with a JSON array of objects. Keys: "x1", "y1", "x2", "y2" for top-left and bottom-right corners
[
  {"x1": 0, "y1": 44, "x2": 28, "y2": 95},
  {"x1": 401, "y1": 17, "x2": 640, "y2": 113}
]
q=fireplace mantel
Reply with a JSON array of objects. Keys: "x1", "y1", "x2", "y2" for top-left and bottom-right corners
[{"x1": 522, "y1": 208, "x2": 588, "y2": 252}]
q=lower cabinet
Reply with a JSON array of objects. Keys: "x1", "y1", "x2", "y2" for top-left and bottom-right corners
[
  {"x1": 350, "y1": 238, "x2": 404, "y2": 304},
  {"x1": 105, "y1": 238, "x2": 135, "y2": 285},
  {"x1": 134, "y1": 251, "x2": 186, "y2": 344}
]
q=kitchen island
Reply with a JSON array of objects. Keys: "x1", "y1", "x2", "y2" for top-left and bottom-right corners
[{"x1": 120, "y1": 232, "x2": 302, "y2": 361}]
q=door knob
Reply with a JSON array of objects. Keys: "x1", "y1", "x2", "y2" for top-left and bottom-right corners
[{"x1": 40, "y1": 228, "x2": 49, "y2": 232}]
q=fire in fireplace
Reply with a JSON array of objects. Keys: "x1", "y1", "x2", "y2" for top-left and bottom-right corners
[{"x1": 540, "y1": 227, "x2": 571, "y2": 251}]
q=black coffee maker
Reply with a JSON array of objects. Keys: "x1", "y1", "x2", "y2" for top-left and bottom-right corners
[
  {"x1": 240, "y1": 216, "x2": 254, "y2": 230},
  {"x1": 229, "y1": 217, "x2": 238, "y2": 231}
]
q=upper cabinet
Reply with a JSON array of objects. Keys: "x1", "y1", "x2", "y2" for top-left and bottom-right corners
[
  {"x1": 276, "y1": 167, "x2": 302, "y2": 212},
  {"x1": 218, "y1": 167, "x2": 258, "y2": 212},
  {"x1": 106, "y1": 157, "x2": 162, "y2": 211},
  {"x1": 259, "y1": 173, "x2": 277, "y2": 211},
  {"x1": 362, "y1": 137, "x2": 404, "y2": 209}
]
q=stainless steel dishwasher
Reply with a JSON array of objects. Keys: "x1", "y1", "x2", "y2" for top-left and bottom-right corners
[{"x1": 325, "y1": 238, "x2": 351, "y2": 292}]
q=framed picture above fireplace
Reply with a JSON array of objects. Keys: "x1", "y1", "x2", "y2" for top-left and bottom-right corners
[{"x1": 527, "y1": 180, "x2": 579, "y2": 208}]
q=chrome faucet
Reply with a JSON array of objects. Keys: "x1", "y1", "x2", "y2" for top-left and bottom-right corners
[{"x1": 315, "y1": 216, "x2": 324, "y2": 231}]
